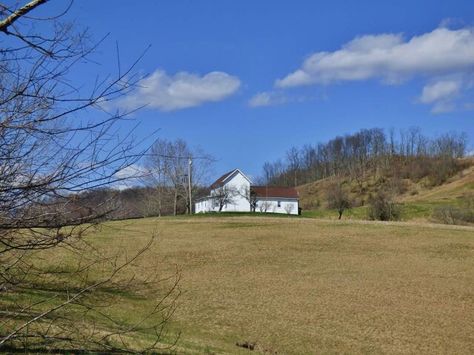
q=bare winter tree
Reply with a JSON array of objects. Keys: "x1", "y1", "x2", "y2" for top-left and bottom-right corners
[
  {"x1": 286, "y1": 146, "x2": 301, "y2": 186},
  {"x1": 145, "y1": 138, "x2": 213, "y2": 216},
  {"x1": 284, "y1": 203, "x2": 294, "y2": 215},
  {"x1": 243, "y1": 186, "x2": 258, "y2": 212},
  {"x1": 258, "y1": 200, "x2": 272, "y2": 213},
  {"x1": 0, "y1": 1, "x2": 179, "y2": 352},
  {"x1": 145, "y1": 139, "x2": 174, "y2": 217},
  {"x1": 326, "y1": 180, "x2": 352, "y2": 220},
  {"x1": 259, "y1": 127, "x2": 468, "y2": 190},
  {"x1": 212, "y1": 185, "x2": 238, "y2": 212}
]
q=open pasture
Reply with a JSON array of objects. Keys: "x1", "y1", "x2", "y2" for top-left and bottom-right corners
[{"x1": 92, "y1": 216, "x2": 474, "y2": 353}]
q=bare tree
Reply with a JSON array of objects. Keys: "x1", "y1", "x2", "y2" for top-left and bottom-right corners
[
  {"x1": 212, "y1": 185, "x2": 238, "y2": 212},
  {"x1": 238, "y1": 185, "x2": 257, "y2": 212},
  {"x1": 326, "y1": 181, "x2": 352, "y2": 220},
  {"x1": 286, "y1": 146, "x2": 301, "y2": 187},
  {"x1": 0, "y1": 1, "x2": 178, "y2": 352},
  {"x1": 258, "y1": 127, "x2": 468, "y2": 189},
  {"x1": 284, "y1": 203, "x2": 294, "y2": 215},
  {"x1": 145, "y1": 138, "x2": 213, "y2": 216},
  {"x1": 259, "y1": 200, "x2": 272, "y2": 213}
]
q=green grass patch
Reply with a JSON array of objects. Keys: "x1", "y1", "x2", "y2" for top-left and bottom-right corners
[{"x1": 302, "y1": 206, "x2": 368, "y2": 220}]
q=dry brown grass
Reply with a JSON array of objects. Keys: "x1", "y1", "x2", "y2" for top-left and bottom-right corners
[
  {"x1": 92, "y1": 216, "x2": 474, "y2": 354},
  {"x1": 401, "y1": 163, "x2": 474, "y2": 203}
]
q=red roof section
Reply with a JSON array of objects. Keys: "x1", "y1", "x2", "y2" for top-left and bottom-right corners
[
  {"x1": 210, "y1": 169, "x2": 237, "y2": 189},
  {"x1": 251, "y1": 186, "x2": 299, "y2": 199}
]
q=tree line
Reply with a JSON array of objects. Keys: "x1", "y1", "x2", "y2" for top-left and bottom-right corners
[{"x1": 260, "y1": 127, "x2": 469, "y2": 187}]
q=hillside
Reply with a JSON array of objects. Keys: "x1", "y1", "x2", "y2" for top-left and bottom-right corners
[
  {"x1": 4, "y1": 216, "x2": 472, "y2": 353},
  {"x1": 401, "y1": 161, "x2": 474, "y2": 203},
  {"x1": 297, "y1": 158, "x2": 474, "y2": 221}
]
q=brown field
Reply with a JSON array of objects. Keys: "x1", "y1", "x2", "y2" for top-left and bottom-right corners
[{"x1": 89, "y1": 216, "x2": 474, "y2": 354}]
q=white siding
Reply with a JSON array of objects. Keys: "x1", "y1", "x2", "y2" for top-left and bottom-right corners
[
  {"x1": 219, "y1": 172, "x2": 250, "y2": 212},
  {"x1": 194, "y1": 169, "x2": 299, "y2": 215},
  {"x1": 256, "y1": 198, "x2": 299, "y2": 215},
  {"x1": 195, "y1": 170, "x2": 251, "y2": 213}
]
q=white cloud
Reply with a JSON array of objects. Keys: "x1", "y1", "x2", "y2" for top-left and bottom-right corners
[
  {"x1": 420, "y1": 79, "x2": 461, "y2": 104},
  {"x1": 116, "y1": 70, "x2": 240, "y2": 111},
  {"x1": 277, "y1": 28, "x2": 474, "y2": 87},
  {"x1": 248, "y1": 91, "x2": 289, "y2": 107},
  {"x1": 248, "y1": 91, "x2": 313, "y2": 108},
  {"x1": 419, "y1": 78, "x2": 463, "y2": 113},
  {"x1": 275, "y1": 27, "x2": 474, "y2": 112}
]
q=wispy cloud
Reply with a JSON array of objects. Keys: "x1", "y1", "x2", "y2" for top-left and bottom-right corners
[
  {"x1": 419, "y1": 78, "x2": 463, "y2": 113},
  {"x1": 248, "y1": 91, "x2": 313, "y2": 108},
  {"x1": 248, "y1": 91, "x2": 289, "y2": 107},
  {"x1": 275, "y1": 27, "x2": 474, "y2": 112},
  {"x1": 115, "y1": 69, "x2": 241, "y2": 112}
]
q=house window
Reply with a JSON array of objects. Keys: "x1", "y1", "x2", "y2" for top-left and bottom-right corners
[{"x1": 277, "y1": 201, "x2": 281, "y2": 207}]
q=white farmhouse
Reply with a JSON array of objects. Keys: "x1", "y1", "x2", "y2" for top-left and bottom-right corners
[{"x1": 195, "y1": 169, "x2": 299, "y2": 215}]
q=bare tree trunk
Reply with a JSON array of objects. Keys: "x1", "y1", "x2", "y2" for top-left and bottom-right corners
[
  {"x1": 158, "y1": 187, "x2": 162, "y2": 217},
  {"x1": 173, "y1": 189, "x2": 178, "y2": 216}
]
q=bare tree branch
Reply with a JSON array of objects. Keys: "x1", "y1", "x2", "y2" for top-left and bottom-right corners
[{"x1": 0, "y1": 0, "x2": 48, "y2": 33}]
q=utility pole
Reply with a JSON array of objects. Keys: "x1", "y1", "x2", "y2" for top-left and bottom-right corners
[{"x1": 188, "y1": 157, "x2": 193, "y2": 214}]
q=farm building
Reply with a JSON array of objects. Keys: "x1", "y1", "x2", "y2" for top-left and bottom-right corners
[{"x1": 195, "y1": 169, "x2": 299, "y2": 215}]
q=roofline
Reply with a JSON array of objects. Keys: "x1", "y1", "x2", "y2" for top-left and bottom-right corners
[
  {"x1": 256, "y1": 196, "x2": 299, "y2": 200},
  {"x1": 250, "y1": 185, "x2": 300, "y2": 199},
  {"x1": 219, "y1": 168, "x2": 252, "y2": 185}
]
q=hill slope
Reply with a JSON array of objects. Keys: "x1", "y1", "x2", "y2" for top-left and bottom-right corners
[{"x1": 297, "y1": 158, "x2": 474, "y2": 221}]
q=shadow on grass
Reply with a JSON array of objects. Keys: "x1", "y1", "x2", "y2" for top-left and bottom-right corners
[{"x1": 1, "y1": 345, "x2": 168, "y2": 354}]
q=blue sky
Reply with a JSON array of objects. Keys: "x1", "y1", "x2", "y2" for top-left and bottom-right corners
[{"x1": 46, "y1": 0, "x2": 474, "y2": 180}]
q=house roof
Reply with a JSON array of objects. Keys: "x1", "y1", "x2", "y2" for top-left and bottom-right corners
[
  {"x1": 210, "y1": 169, "x2": 237, "y2": 189},
  {"x1": 251, "y1": 186, "x2": 299, "y2": 199},
  {"x1": 210, "y1": 168, "x2": 251, "y2": 189}
]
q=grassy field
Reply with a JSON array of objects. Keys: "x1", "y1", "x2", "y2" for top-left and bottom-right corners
[
  {"x1": 78, "y1": 216, "x2": 474, "y2": 354},
  {"x1": 302, "y1": 201, "x2": 456, "y2": 221}
]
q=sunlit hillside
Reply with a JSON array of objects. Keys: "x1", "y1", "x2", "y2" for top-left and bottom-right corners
[{"x1": 297, "y1": 158, "x2": 474, "y2": 222}]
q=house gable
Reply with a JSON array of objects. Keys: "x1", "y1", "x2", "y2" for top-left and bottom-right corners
[{"x1": 210, "y1": 168, "x2": 252, "y2": 190}]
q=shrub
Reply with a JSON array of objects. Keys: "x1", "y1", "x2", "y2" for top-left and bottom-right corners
[
  {"x1": 387, "y1": 177, "x2": 409, "y2": 195},
  {"x1": 367, "y1": 191, "x2": 401, "y2": 221},
  {"x1": 432, "y1": 194, "x2": 474, "y2": 225},
  {"x1": 432, "y1": 206, "x2": 474, "y2": 225},
  {"x1": 463, "y1": 192, "x2": 474, "y2": 209}
]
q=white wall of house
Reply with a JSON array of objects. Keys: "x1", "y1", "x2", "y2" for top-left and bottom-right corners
[
  {"x1": 196, "y1": 197, "x2": 299, "y2": 215},
  {"x1": 194, "y1": 169, "x2": 299, "y2": 215},
  {"x1": 255, "y1": 198, "x2": 299, "y2": 215},
  {"x1": 195, "y1": 170, "x2": 251, "y2": 213},
  {"x1": 217, "y1": 172, "x2": 250, "y2": 212},
  {"x1": 195, "y1": 199, "x2": 210, "y2": 213}
]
